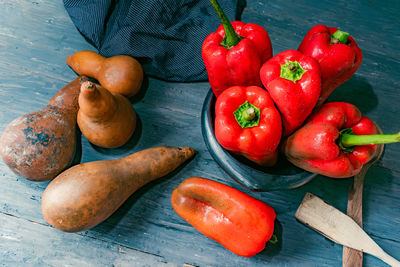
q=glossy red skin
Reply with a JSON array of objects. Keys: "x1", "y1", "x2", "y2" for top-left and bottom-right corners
[
  {"x1": 215, "y1": 86, "x2": 282, "y2": 166},
  {"x1": 298, "y1": 25, "x2": 363, "y2": 105},
  {"x1": 260, "y1": 49, "x2": 321, "y2": 136},
  {"x1": 202, "y1": 21, "x2": 273, "y2": 97},
  {"x1": 171, "y1": 177, "x2": 276, "y2": 257},
  {"x1": 283, "y1": 102, "x2": 378, "y2": 178}
]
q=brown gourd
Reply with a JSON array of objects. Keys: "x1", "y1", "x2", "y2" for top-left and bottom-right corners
[
  {"x1": 0, "y1": 76, "x2": 88, "y2": 181},
  {"x1": 66, "y1": 50, "x2": 143, "y2": 97},
  {"x1": 41, "y1": 146, "x2": 196, "y2": 232},
  {"x1": 77, "y1": 81, "x2": 136, "y2": 148}
]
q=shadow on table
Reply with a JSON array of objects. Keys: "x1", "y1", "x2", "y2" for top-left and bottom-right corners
[
  {"x1": 260, "y1": 219, "x2": 283, "y2": 258},
  {"x1": 363, "y1": 156, "x2": 395, "y2": 217},
  {"x1": 71, "y1": 127, "x2": 83, "y2": 166},
  {"x1": 129, "y1": 75, "x2": 149, "y2": 104},
  {"x1": 327, "y1": 76, "x2": 378, "y2": 114}
]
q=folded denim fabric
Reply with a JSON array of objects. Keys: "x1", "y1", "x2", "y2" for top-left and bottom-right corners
[{"x1": 63, "y1": 0, "x2": 244, "y2": 82}]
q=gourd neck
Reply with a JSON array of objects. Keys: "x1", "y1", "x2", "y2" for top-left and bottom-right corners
[{"x1": 79, "y1": 81, "x2": 117, "y2": 120}]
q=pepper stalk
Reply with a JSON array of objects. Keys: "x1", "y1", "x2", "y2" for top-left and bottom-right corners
[
  {"x1": 280, "y1": 60, "x2": 307, "y2": 82},
  {"x1": 234, "y1": 101, "x2": 261, "y2": 129},
  {"x1": 339, "y1": 128, "x2": 400, "y2": 151},
  {"x1": 330, "y1": 30, "x2": 350, "y2": 44},
  {"x1": 210, "y1": 0, "x2": 242, "y2": 49}
]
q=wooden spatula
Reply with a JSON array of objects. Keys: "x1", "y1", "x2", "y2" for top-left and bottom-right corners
[
  {"x1": 295, "y1": 193, "x2": 400, "y2": 267},
  {"x1": 343, "y1": 126, "x2": 385, "y2": 267}
]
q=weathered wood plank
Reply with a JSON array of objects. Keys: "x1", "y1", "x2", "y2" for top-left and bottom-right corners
[
  {"x1": 0, "y1": 0, "x2": 93, "y2": 82},
  {"x1": 0, "y1": 0, "x2": 399, "y2": 266},
  {"x1": 0, "y1": 212, "x2": 175, "y2": 267}
]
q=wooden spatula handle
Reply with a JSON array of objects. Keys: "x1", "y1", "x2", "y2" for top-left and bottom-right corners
[
  {"x1": 379, "y1": 251, "x2": 400, "y2": 267},
  {"x1": 343, "y1": 247, "x2": 363, "y2": 267},
  {"x1": 346, "y1": 169, "x2": 368, "y2": 226},
  {"x1": 343, "y1": 168, "x2": 368, "y2": 267}
]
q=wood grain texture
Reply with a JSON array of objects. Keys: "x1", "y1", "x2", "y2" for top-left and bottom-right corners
[
  {"x1": 0, "y1": 0, "x2": 399, "y2": 266},
  {"x1": 0, "y1": 212, "x2": 174, "y2": 267}
]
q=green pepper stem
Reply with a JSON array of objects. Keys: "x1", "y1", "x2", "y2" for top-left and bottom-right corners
[
  {"x1": 233, "y1": 101, "x2": 261, "y2": 129},
  {"x1": 280, "y1": 60, "x2": 307, "y2": 82},
  {"x1": 269, "y1": 234, "x2": 278, "y2": 244},
  {"x1": 331, "y1": 30, "x2": 350, "y2": 44},
  {"x1": 341, "y1": 131, "x2": 400, "y2": 147},
  {"x1": 210, "y1": 0, "x2": 241, "y2": 48},
  {"x1": 243, "y1": 107, "x2": 256, "y2": 121}
]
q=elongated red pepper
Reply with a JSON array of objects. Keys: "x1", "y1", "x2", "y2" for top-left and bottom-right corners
[
  {"x1": 202, "y1": 0, "x2": 272, "y2": 97},
  {"x1": 259, "y1": 49, "x2": 321, "y2": 136},
  {"x1": 298, "y1": 25, "x2": 363, "y2": 105},
  {"x1": 283, "y1": 102, "x2": 400, "y2": 178},
  {"x1": 171, "y1": 177, "x2": 276, "y2": 257},
  {"x1": 215, "y1": 85, "x2": 282, "y2": 166}
]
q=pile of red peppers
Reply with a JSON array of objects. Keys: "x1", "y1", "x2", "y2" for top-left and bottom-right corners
[{"x1": 171, "y1": 0, "x2": 400, "y2": 258}]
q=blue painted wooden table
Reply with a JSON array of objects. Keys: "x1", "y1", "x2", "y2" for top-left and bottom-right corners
[{"x1": 0, "y1": 1, "x2": 399, "y2": 266}]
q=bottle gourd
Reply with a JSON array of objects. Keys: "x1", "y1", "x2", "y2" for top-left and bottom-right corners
[
  {"x1": 77, "y1": 81, "x2": 136, "y2": 148},
  {"x1": 41, "y1": 146, "x2": 196, "y2": 232},
  {"x1": 66, "y1": 50, "x2": 143, "y2": 97},
  {"x1": 0, "y1": 76, "x2": 88, "y2": 181}
]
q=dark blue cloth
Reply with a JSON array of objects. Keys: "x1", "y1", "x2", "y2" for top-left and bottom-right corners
[{"x1": 63, "y1": 0, "x2": 244, "y2": 82}]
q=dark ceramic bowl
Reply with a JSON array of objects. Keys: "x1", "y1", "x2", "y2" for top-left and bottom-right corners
[{"x1": 201, "y1": 89, "x2": 317, "y2": 191}]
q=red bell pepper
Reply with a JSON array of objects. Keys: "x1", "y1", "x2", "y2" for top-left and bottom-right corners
[
  {"x1": 202, "y1": 0, "x2": 272, "y2": 97},
  {"x1": 171, "y1": 177, "x2": 276, "y2": 257},
  {"x1": 298, "y1": 25, "x2": 363, "y2": 105},
  {"x1": 259, "y1": 49, "x2": 321, "y2": 136},
  {"x1": 214, "y1": 85, "x2": 282, "y2": 166},
  {"x1": 283, "y1": 102, "x2": 400, "y2": 178}
]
